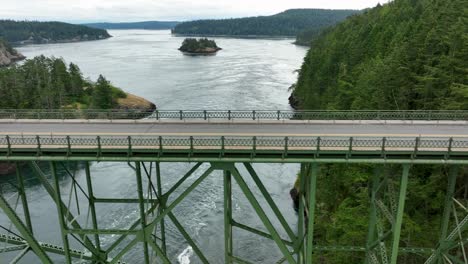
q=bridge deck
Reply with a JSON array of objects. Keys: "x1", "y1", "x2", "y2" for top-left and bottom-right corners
[
  {"x1": 0, "y1": 121, "x2": 467, "y2": 164},
  {"x1": 1, "y1": 121, "x2": 468, "y2": 136}
]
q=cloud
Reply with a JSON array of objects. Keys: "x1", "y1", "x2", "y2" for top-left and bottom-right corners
[{"x1": 0, "y1": 0, "x2": 391, "y2": 22}]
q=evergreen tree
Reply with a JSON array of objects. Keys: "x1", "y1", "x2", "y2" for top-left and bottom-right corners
[
  {"x1": 91, "y1": 75, "x2": 114, "y2": 109},
  {"x1": 69, "y1": 63, "x2": 84, "y2": 99}
]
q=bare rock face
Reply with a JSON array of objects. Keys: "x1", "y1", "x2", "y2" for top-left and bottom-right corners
[{"x1": 0, "y1": 42, "x2": 25, "y2": 67}]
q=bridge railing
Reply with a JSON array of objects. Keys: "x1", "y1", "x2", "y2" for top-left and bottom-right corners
[
  {"x1": 0, "y1": 109, "x2": 467, "y2": 120},
  {"x1": 1, "y1": 135, "x2": 467, "y2": 156}
]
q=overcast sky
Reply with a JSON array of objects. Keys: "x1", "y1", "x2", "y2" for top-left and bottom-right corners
[{"x1": 1, "y1": 0, "x2": 391, "y2": 23}]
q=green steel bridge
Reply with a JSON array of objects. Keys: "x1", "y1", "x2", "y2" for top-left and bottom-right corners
[{"x1": 0, "y1": 110, "x2": 467, "y2": 264}]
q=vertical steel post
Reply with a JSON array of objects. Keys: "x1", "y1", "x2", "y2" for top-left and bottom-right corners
[
  {"x1": 135, "y1": 162, "x2": 150, "y2": 264},
  {"x1": 84, "y1": 161, "x2": 102, "y2": 253},
  {"x1": 224, "y1": 170, "x2": 233, "y2": 263},
  {"x1": 390, "y1": 165, "x2": 410, "y2": 264},
  {"x1": 15, "y1": 163, "x2": 33, "y2": 234},
  {"x1": 439, "y1": 166, "x2": 459, "y2": 255},
  {"x1": 297, "y1": 164, "x2": 306, "y2": 263},
  {"x1": 306, "y1": 163, "x2": 318, "y2": 263},
  {"x1": 155, "y1": 162, "x2": 167, "y2": 254},
  {"x1": 365, "y1": 167, "x2": 381, "y2": 263},
  {"x1": 50, "y1": 161, "x2": 72, "y2": 264}
]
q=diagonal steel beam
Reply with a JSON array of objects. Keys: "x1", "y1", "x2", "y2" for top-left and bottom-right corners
[
  {"x1": 29, "y1": 161, "x2": 101, "y2": 258},
  {"x1": 105, "y1": 201, "x2": 160, "y2": 254},
  {"x1": 15, "y1": 163, "x2": 33, "y2": 234},
  {"x1": 168, "y1": 211, "x2": 210, "y2": 264},
  {"x1": 0, "y1": 194, "x2": 52, "y2": 263},
  {"x1": 230, "y1": 165, "x2": 297, "y2": 264},
  {"x1": 146, "y1": 166, "x2": 215, "y2": 230},
  {"x1": 243, "y1": 163, "x2": 297, "y2": 242},
  {"x1": 164, "y1": 162, "x2": 203, "y2": 198},
  {"x1": 9, "y1": 246, "x2": 29, "y2": 264},
  {"x1": 390, "y1": 165, "x2": 410, "y2": 264}
]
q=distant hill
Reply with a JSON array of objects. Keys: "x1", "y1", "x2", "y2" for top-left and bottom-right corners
[
  {"x1": 0, "y1": 20, "x2": 111, "y2": 45},
  {"x1": 172, "y1": 9, "x2": 359, "y2": 38},
  {"x1": 84, "y1": 21, "x2": 180, "y2": 30}
]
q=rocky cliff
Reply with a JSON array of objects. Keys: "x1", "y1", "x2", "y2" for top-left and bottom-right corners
[{"x1": 0, "y1": 40, "x2": 25, "y2": 67}]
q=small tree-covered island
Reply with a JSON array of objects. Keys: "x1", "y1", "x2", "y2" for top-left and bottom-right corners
[{"x1": 179, "y1": 38, "x2": 221, "y2": 55}]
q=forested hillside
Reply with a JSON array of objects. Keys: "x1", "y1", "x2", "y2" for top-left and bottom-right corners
[
  {"x1": 0, "y1": 20, "x2": 111, "y2": 44},
  {"x1": 0, "y1": 56, "x2": 126, "y2": 109},
  {"x1": 172, "y1": 9, "x2": 358, "y2": 37},
  {"x1": 290, "y1": 0, "x2": 467, "y2": 263},
  {"x1": 291, "y1": 0, "x2": 467, "y2": 110},
  {"x1": 84, "y1": 21, "x2": 180, "y2": 30}
]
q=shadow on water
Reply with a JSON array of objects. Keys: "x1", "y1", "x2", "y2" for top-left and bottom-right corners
[{"x1": 0, "y1": 161, "x2": 86, "y2": 193}]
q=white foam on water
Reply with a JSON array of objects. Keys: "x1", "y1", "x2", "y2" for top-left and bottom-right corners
[{"x1": 177, "y1": 246, "x2": 194, "y2": 264}]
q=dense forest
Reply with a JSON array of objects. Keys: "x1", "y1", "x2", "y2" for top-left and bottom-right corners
[
  {"x1": 0, "y1": 20, "x2": 111, "y2": 44},
  {"x1": 291, "y1": 0, "x2": 467, "y2": 110},
  {"x1": 0, "y1": 56, "x2": 125, "y2": 109},
  {"x1": 291, "y1": 0, "x2": 467, "y2": 262},
  {"x1": 84, "y1": 21, "x2": 180, "y2": 30},
  {"x1": 172, "y1": 9, "x2": 358, "y2": 38}
]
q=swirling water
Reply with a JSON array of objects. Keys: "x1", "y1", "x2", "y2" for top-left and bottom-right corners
[{"x1": 0, "y1": 30, "x2": 308, "y2": 263}]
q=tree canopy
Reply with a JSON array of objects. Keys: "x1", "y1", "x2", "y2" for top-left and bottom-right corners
[
  {"x1": 0, "y1": 56, "x2": 125, "y2": 109},
  {"x1": 179, "y1": 38, "x2": 220, "y2": 53},
  {"x1": 290, "y1": 0, "x2": 468, "y2": 262},
  {"x1": 292, "y1": 0, "x2": 468, "y2": 110},
  {"x1": 173, "y1": 9, "x2": 358, "y2": 38}
]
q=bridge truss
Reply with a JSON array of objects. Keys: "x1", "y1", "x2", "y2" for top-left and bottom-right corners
[{"x1": 0, "y1": 133, "x2": 467, "y2": 263}]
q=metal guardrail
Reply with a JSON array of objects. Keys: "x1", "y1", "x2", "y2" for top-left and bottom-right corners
[
  {"x1": 1, "y1": 135, "x2": 467, "y2": 155},
  {"x1": 0, "y1": 110, "x2": 467, "y2": 120}
]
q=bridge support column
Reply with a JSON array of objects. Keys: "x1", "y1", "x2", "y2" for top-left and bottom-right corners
[
  {"x1": 390, "y1": 164, "x2": 410, "y2": 264},
  {"x1": 365, "y1": 167, "x2": 381, "y2": 263},
  {"x1": 135, "y1": 162, "x2": 151, "y2": 264},
  {"x1": 84, "y1": 161, "x2": 102, "y2": 255},
  {"x1": 155, "y1": 162, "x2": 167, "y2": 255},
  {"x1": 224, "y1": 169, "x2": 233, "y2": 263},
  {"x1": 305, "y1": 163, "x2": 318, "y2": 263},
  {"x1": 50, "y1": 161, "x2": 72, "y2": 264},
  {"x1": 296, "y1": 164, "x2": 306, "y2": 263}
]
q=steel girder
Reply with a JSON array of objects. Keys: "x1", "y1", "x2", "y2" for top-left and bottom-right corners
[{"x1": 0, "y1": 160, "x2": 466, "y2": 263}]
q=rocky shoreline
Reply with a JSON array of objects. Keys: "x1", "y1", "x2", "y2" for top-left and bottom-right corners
[
  {"x1": 288, "y1": 92, "x2": 301, "y2": 110},
  {"x1": 13, "y1": 35, "x2": 111, "y2": 45},
  {"x1": 0, "y1": 42, "x2": 26, "y2": 67},
  {"x1": 116, "y1": 93, "x2": 157, "y2": 112},
  {"x1": 181, "y1": 47, "x2": 222, "y2": 55}
]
